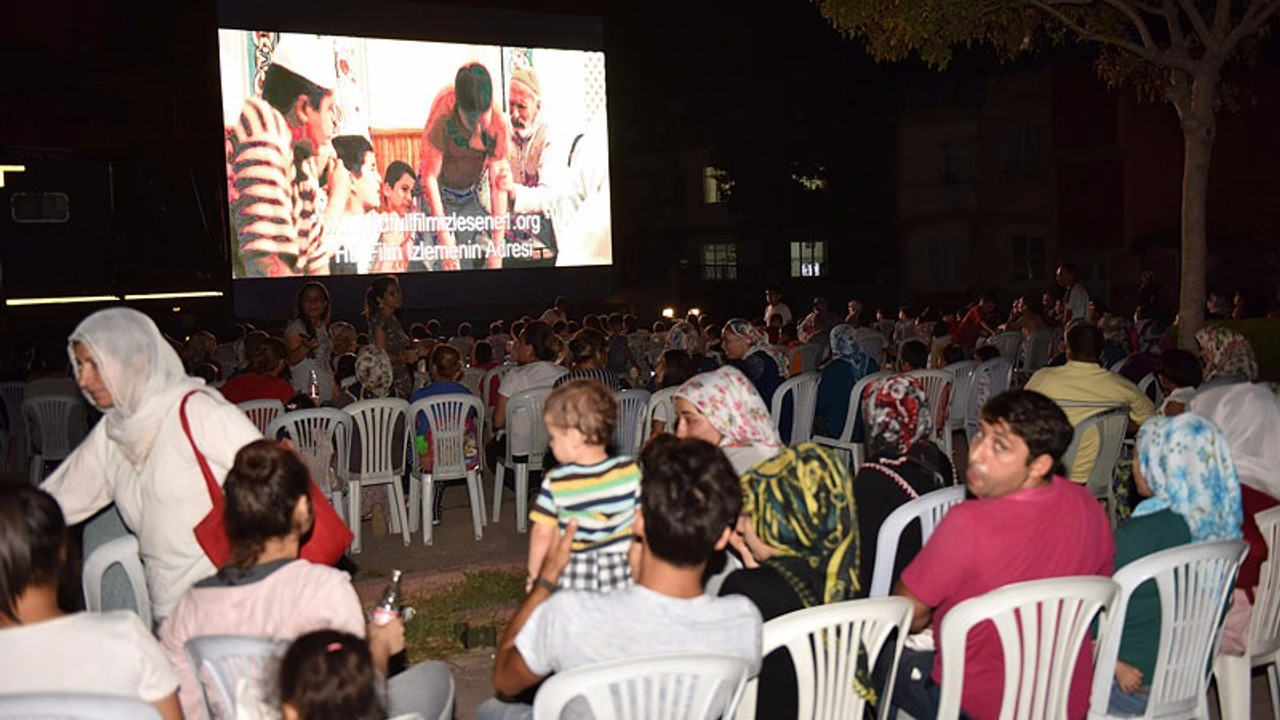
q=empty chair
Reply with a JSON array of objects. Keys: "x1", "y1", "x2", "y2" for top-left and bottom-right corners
[
  {"x1": 943, "y1": 359, "x2": 978, "y2": 443},
  {"x1": 0, "y1": 693, "x2": 163, "y2": 720},
  {"x1": 903, "y1": 370, "x2": 954, "y2": 457},
  {"x1": 0, "y1": 380, "x2": 27, "y2": 473},
  {"x1": 984, "y1": 331, "x2": 1024, "y2": 360},
  {"x1": 868, "y1": 485, "x2": 966, "y2": 598},
  {"x1": 185, "y1": 635, "x2": 287, "y2": 720},
  {"x1": 1215, "y1": 506, "x2": 1280, "y2": 720},
  {"x1": 812, "y1": 369, "x2": 892, "y2": 471},
  {"x1": 1059, "y1": 406, "x2": 1128, "y2": 526},
  {"x1": 936, "y1": 576, "x2": 1119, "y2": 720},
  {"x1": 22, "y1": 395, "x2": 88, "y2": 484},
  {"x1": 460, "y1": 366, "x2": 486, "y2": 396},
  {"x1": 236, "y1": 399, "x2": 285, "y2": 435},
  {"x1": 786, "y1": 343, "x2": 823, "y2": 375},
  {"x1": 734, "y1": 597, "x2": 913, "y2": 720},
  {"x1": 82, "y1": 534, "x2": 153, "y2": 630},
  {"x1": 771, "y1": 372, "x2": 819, "y2": 444},
  {"x1": 613, "y1": 388, "x2": 651, "y2": 457},
  {"x1": 963, "y1": 356, "x2": 1014, "y2": 443},
  {"x1": 533, "y1": 653, "x2": 751, "y2": 720},
  {"x1": 1090, "y1": 539, "x2": 1248, "y2": 720},
  {"x1": 345, "y1": 398, "x2": 412, "y2": 552},
  {"x1": 408, "y1": 393, "x2": 486, "y2": 545},
  {"x1": 265, "y1": 408, "x2": 351, "y2": 525},
  {"x1": 492, "y1": 386, "x2": 553, "y2": 532}
]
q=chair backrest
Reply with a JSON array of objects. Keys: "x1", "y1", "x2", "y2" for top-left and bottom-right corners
[
  {"x1": 0, "y1": 693, "x2": 163, "y2": 719},
  {"x1": 614, "y1": 388, "x2": 651, "y2": 458},
  {"x1": 985, "y1": 331, "x2": 1024, "y2": 360},
  {"x1": 185, "y1": 635, "x2": 288, "y2": 720},
  {"x1": 345, "y1": 398, "x2": 410, "y2": 477},
  {"x1": 1109, "y1": 357, "x2": 1128, "y2": 373},
  {"x1": 1136, "y1": 372, "x2": 1164, "y2": 405},
  {"x1": 236, "y1": 399, "x2": 285, "y2": 435},
  {"x1": 22, "y1": 395, "x2": 88, "y2": 461},
  {"x1": 964, "y1": 356, "x2": 1014, "y2": 437},
  {"x1": 81, "y1": 534, "x2": 152, "y2": 630},
  {"x1": 771, "y1": 372, "x2": 820, "y2": 444},
  {"x1": 409, "y1": 393, "x2": 483, "y2": 479},
  {"x1": 855, "y1": 328, "x2": 888, "y2": 369},
  {"x1": 735, "y1": 597, "x2": 913, "y2": 720},
  {"x1": 1248, "y1": 506, "x2": 1280, "y2": 659},
  {"x1": 820, "y1": 370, "x2": 894, "y2": 445},
  {"x1": 943, "y1": 360, "x2": 978, "y2": 432},
  {"x1": 532, "y1": 653, "x2": 751, "y2": 720},
  {"x1": 265, "y1": 407, "x2": 351, "y2": 486},
  {"x1": 481, "y1": 364, "x2": 517, "y2": 409},
  {"x1": 0, "y1": 381, "x2": 27, "y2": 440},
  {"x1": 1022, "y1": 330, "x2": 1052, "y2": 372},
  {"x1": 904, "y1": 370, "x2": 954, "y2": 447},
  {"x1": 1091, "y1": 539, "x2": 1248, "y2": 719},
  {"x1": 504, "y1": 386, "x2": 553, "y2": 466},
  {"x1": 868, "y1": 485, "x2": 966, "y2": 598},
  {"x1": 787, "y1": 343, "x2": 823, "y2": 374},
  {"x1": 642, "y1": 386, "x2": 681, "y2": 445},
  {"x1": 1061, "y1": 407, "x2": 1128, "y2": 498},
  {"x1": 936, "y1": 576, "x2": 1119, "y2": 720},
  {"x1": 460, "y1": 367, "x2": 486, "y2": 396}
]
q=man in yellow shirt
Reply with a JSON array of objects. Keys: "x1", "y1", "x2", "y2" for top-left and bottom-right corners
[{"x1": 1025, "y1": 323, "x2": 1155, "y2": 482}]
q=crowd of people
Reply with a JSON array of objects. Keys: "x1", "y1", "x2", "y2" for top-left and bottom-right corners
[{"x1": 0, "y1": 266, "x2": 1277, "y2": 720}]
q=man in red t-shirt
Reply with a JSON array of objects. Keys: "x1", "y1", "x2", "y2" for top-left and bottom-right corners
[
  {"x1": 953, "y1": 294, "x2": 997, "y2": 350},
  {"x1": 892, "y1": 390, "x2": 1114, "y2": 720}
]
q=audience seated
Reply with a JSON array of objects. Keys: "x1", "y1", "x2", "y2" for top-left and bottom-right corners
[
  {"x1": 219, "y1": 336, "x2": 298, "y2": 405},
  {"x1": 814, "y1": 324, "x2": 879, "y2": 438},
  {"x1": 410, "y1": 345, "x2": 480, "y2": 527},
  {"x1": 1154, "y1": 349, "x2": 1202, "y2": 416},
  {"x1": 553, "y1": 328, "x2": 621, "y2": 391},
  {"x1": 721, "y1": 319, "x2": 787, "y2": 409},
  {"x1": 1193, "y1": 325, "x2": 1258, "y2": 397},
  {"x1": 674, "y1": 365, "x2": 782, "y2": 476}
]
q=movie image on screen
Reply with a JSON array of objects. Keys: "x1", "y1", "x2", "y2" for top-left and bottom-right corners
[{"x1": 218, "y1": 30, "x2": 610, "y2": 278}]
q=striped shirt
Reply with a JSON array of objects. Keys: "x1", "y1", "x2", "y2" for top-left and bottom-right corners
[
  {"x1": 530, "y1": 456, "x2": 641, "y2": 553},
  {"x1": 553, "y1": 367, "x2": 622, "y2": 392},
  {"x1": 227, "y1": 96, "x2": 331, "y2": 276}
]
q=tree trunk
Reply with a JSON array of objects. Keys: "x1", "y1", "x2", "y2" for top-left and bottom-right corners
[{"x1": 1174, "y1": 71, "x2": 1219, "y2": 351}]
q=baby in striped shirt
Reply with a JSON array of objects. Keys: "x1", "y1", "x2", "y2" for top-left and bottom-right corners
[{"x1": 528, "y1": 379, "x2": 642, "y2": 593}]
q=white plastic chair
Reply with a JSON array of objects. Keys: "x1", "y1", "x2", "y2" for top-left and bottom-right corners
[
  {"x1": 856, "y1": 328, "x2": 888, "y2": 369},
  {"x1": 1090, "y1": 539, "x2": 1248, "y2": 720},
  {"x1": 943, "y1": 359, "x2": 979, "y2": 443},
  {"x1": 1215, "y1": 506, "x2": 1280, "y2": 720},
  {"x1": 408, "y1": 393, "x2": 486, "y2": 545},
  {"x1": 81, "y1": 533, "x2": 152, "y2": 630},
  {"x1": 937, "y1": 576, "x2": 1120, "y2": 720},
  {"x1": 185, "y1": 635, "x2": 287, "y2": 720},
  {"x1": 641, "y1": 386, "x2": 681, "y2": 444},
  {"x1": 964, "y1": 356, "x2": 1014, "y2": 444},
  {"x1": 813, "y1": 370, "x2": 893, "y2": 471},
  {"x1": 787, "y1": 343, "x2": 823, "y2": 375},
  {"x1": 460, "y1": 367, "x2": 486, "y2": 396},
  {"x1": 868, "y1": 485, "x2": 966, "y2": 598},
  {"x1": 0, "y1": 380, "x2": 28, "y2": 473},
  {"x1": 984, "y1": 331, "x2": 1025, "y2": 360},
  {"x1": 0, "y1": 693, "x2": 162, "y2": 719},
  {"x1": 1109, "y1": 357, "x2": 1129, "y2": 373},
  {"x1": 22, "y1": 395, "x2": 88, "y2": 484},
  {"x1": 493, "y1": 386, "x2": 553, "y2": 533},
  {"x1": 533, "y1": 653, "x2": 751, "y2": 720},
  {"x1": 1136, "y1": 372, "x2": 1164, "y2": 406},
  {"x1": 345, "y1": 398, "x2": 412, "y2": 552},
  {"x1": 771, "y1": 371, "x2": 820, "y2": 444},
  {"x1": 614, "y1": 388, "x2": 651, "y2": 457},
  {"x1": 734, "y1": 597, "x2": 913, "y2": 720},
  {"x1": 1060, "y1": 406, "x2": 1128, "y2": 527},
  {"x1": 236, "y1": 398, "x2": 285, "y2": 435},
  {"x1": 904, "y1": 369, "x2": 955, "y2": 458},
  {"x1": 265, "y1": 408, "x2": 352, "y2": 525}
]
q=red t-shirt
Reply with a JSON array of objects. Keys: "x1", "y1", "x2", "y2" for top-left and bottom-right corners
[
  {"x1": 953, "y1": 305, "x2": 986, "y2": 350},
  {"x1": 218, "y1": 372, "x2": 296, "y2": 405},
  {"x1": 901, "y1": 477, "x2": 1114, "y2": 720}
]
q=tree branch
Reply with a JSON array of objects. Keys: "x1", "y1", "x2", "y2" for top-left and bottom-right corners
[
  {"x1": 1175, "y1": 0, "x2": 1219, "y2": 51},
  {"x1": 1223, "y1": 0, "x2": 1280, "y2": 51},
  {"x1": 1160, "y1": 0, "x2": 1190, "y2": 53},
  {"x1": 1098, "y1": 0, "x2": 1160, "y2": 48},
  {"x1": 1029, "y1": 0, "x2": 1200, "y2": 69}
]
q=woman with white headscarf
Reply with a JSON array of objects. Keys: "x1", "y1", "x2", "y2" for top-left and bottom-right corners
[{"x1": 41, "y1": 308, "x2": 262, "y2": 621}]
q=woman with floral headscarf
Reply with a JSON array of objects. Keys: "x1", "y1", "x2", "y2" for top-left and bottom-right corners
[
  {"x1": 1118, "y1": 317, "x2": 1166, "y2": 390},
  {"x1": 675, "y1": 366, "x2": 783, "y2": 475},
  {"x1": 815, "y1": 324, "x2": 880, "y2": 438},
  {"x1": 665, "y1": 320, "x2": 717, "y2": 373},
  {"x1": 40, "y1": 308, "x2": 263, "y2": 621},
  {"x1": 853, "y1": 375, "x2": 957, "y2": 594},
  {"x1": 1194, "y1": 326, "x2": 1258, "y2": 395},
  {"x1": 720, "y1": 318, "x2": 787, "y2": 406},
  {"x1": 1107, "y1": 413, "x2": 1241, "y2": 714}
]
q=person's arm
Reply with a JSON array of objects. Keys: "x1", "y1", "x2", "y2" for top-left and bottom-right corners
[
  {"x1": 40, "y1": 423, "x2": 112, "y2": 524},
  {"x1": 416, "y1": 128, "x2": 460, "y2": 272},
  {"x1": 151, "y1": 693, "x2": 183, "y2": 720},
  {"x1": 367, "y1": 616, "x2": 406, "y2": 677},
  {"x1": 282, "y1": 326, "x2": 318, "y2": 366},
  {"x1": 492, "y1": 520, "x2": 578, "y2": 697},
  {"x1": 526, "y1": 521, "x2": 556, "y2": 593},
  {"x1": 894, "y1": 580, "x2": 935, "y2": 633},
  {"x1": 372, "y1": 323, "x2": 418, "y2": 366},
  {"x1": 492, "y1": 392, "x2": 510, "y2": 431}
]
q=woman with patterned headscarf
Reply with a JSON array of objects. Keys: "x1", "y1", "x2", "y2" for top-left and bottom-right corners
[
  {"x1": 814, "y1": 324, "x2": 880, "y2": 438},
  {"x1": 674, "y1": 366, "x2": 783, "y2": 475},
  {"x1": 720, "y1": 318, "x2": 788, "y2": 406},
  {"x1": 1107, "y1": 413, "x2": 1241, "y2": 714},
  {"x1": 1194, "y1": 326, "x2": 1258, "y2": 395},
  {"x1": 1118, "y1": 317, "x2": 1166, "y2": 388},
  {"x1": 665, "y1": 320, "x2": 717, "y2": 373},
  {"x1": 853, "y1": 375, "x2": 957, "y2": 594}
]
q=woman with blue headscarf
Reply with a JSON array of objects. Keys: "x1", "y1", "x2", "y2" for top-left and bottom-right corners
[
  {"x1": 814, "y1": 324, "x2": 879, "y2": 438},
  {"x1": 1107, "y1": 413, "x2": 1242, "y2": 715}
]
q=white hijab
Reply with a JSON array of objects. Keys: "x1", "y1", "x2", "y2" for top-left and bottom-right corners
[
  {"x1": 68, "y1": 307, "x2": 204, "y2": 468},
  {"x1": 1191, "y1": 382, "x2": 1280, "y2": 499}
]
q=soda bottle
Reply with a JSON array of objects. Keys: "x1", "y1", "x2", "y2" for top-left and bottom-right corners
[
  {"x1": 307, "y1": 369, "x2": 321, "y2": 404},
  {"x1": 372, "y1": 569, "x2": 402, "y2": 626}
]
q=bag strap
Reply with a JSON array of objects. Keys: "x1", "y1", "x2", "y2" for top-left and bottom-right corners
[{"x1": 180, "y1": 390, "x2": 222, "y2": 506}]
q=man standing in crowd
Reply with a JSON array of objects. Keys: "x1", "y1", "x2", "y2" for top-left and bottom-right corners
[
  {"x1": 765, "y1": 285, "x2": 793, "y2": 326},
  {"x1": 227, "y1": 35, "x2": 338, "y2": 277},
  {"x1": 954, "y1": 293, "x2": 997, "y2": 351},
  {"x1": 1057, "y1": 262, "x2": 1090, "y2": 325}
]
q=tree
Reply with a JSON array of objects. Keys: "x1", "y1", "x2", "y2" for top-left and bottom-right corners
[{"x1": 811, "y1": 0, "x2": 1280, "y2": 347}]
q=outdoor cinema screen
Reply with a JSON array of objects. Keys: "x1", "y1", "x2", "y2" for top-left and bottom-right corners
[{"x1": 217, "y1": 27, "x2": 610, "y2": 279}]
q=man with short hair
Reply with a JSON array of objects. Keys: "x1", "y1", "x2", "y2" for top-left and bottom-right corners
[
  {"x1": 479, "y1": 437, "x2": 763, "y2": 720},
  {"x1": 227, "y1": 35, "x2": 338, "y2": 277},
  {"x1": 954, "y1": 294, "x2": 997, "y2": 350},
  {"x1": 892, "y1": 390, "x2": 1114, "y2": 720},
  {"x1": 898, "y1": 338, "x2": 929, "y2": 372},
  {"x1": 538, "y1": 297, "x2": 568, "y2": 325},
  {"x1": 1056, "y1": 263, "x2": 1090, "y2": 325},
  {"x1": 1025, "y1": 323, "x2": 1155, "y2": 482},
  {"x1": 371, "y1": 160, "x2": 425, "y2": 273},
  {"x1": 765, "y1": 285, "x2": 793, "y2": 326}
]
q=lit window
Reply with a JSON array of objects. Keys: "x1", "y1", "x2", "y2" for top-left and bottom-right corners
[
  {"x1": 701, "y1": 243, "x2": 738, "y2": 280},
  {"x1": 703, "y1": 167, "x2": 734, "y2": 204},
  {"x1": 790, "y1": 241, "x2": 827, "y2": 278}
]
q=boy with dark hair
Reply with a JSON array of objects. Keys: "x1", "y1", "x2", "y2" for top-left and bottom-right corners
[
  {"x1": 1155, "y1": 348, "x2": 1202, "y2": 415},
  {"x1": 892, "y1": 390, "x2": 1113, "y2": 720},
  {"x1": 482, "y1": 436, "x2": 762, "y2": 720},
  {"x1": 898, "y1": 338, "x2": 929, "y2": 372}
]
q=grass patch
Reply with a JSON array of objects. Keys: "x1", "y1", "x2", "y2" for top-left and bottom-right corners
[{"x1": 400, "y1": 570, "x2": 525, "y2": 663}]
